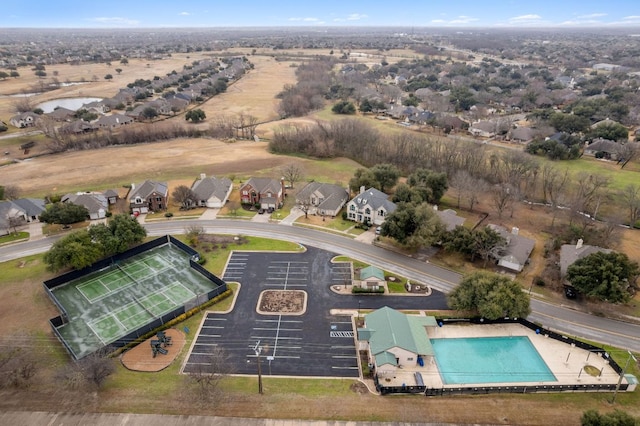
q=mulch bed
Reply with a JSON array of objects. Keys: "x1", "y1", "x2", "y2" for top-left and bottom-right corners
[{"x1": 121, "y1": 328, "x2": 186, "y2": 372}]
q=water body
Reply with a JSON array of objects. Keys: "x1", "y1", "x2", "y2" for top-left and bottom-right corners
[{"x1": 37, "y1": 97, "x2": 102, "y2": 113}]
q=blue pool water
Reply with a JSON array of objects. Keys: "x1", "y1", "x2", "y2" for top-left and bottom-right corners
[{"x1": 430, "y1": 336, "x2": 557, "y2": 385}]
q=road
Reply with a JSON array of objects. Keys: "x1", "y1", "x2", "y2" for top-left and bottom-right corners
[{"x1": 2, "y1": 219, "x2": 639, "y2": 353}]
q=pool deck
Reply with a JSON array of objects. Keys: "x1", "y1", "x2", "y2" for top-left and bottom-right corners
[{"x1": 381, "y1": 322, "x2": 623, "y2": 390}]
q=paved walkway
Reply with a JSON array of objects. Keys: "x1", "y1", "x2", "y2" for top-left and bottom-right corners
[{"x1": 0, "y1": 412, "x2": 454, "y2": 425}]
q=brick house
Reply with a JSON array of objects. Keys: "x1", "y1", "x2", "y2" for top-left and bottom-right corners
[
  {"x1": 129, "y1": 180, "x2": 168, "y2": 214},
  {"x1": 239, "y1": 177, "x2": 285, "y2": 210}
]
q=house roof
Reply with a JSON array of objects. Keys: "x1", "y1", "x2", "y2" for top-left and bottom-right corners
[
  {"x1": 375, "y1": 351, "x2": 398, "y2": 367},
  {"x1": 191, "y1": 176, "x2": 232, "y2": 201},
  {"x1": 296, "y1": 182, "x2": 349, "y2": 211},
  {"x1": 12, "y1": 198, "x2": 45, "y2": 217},
  {"x1": 435, "y1": 208, "x2": 465, "y2": 231},
  {"x1": 591, "y1": 118, "x2": 622, "y2": 129},
  {"x1": 559, "y1": 243, "x2": 611, "y2": 277},
  {"x1": 586, "y1": 138, "x2": 618, "y2": 153},
  {"x1": 350, "y1": 188, "x2": 397, "y2": 214},
  {"x1": 95, "y1": 114, "x2": 133, "y2": 127},
  {"x1": 488, "y1": 224, "x2": 535, "y2": 271},
  {"x1": 361, "y1": 307, "x2": 436, "y2": 358},
  {"x1": 130, "y1": 180, "x2": 168, "y2": 200},
  {"x1": 62, "y1": 193, "x2": 107, "y2": 215},
  {"x1": 510, "y1": 126, "x2": 535, "y2": 141},
  {"x1": 360, "y1": 265, "x2": 385, "y2": 281},
  {"x1": 241, "y1": 177, "x2": 282, "y2": 195},
  {"x1": 0, "y1": 201, "x2": 26, "y2": 228},
  {"x1": 103, "y1": 189, "x2": 119, "y2": 198}
]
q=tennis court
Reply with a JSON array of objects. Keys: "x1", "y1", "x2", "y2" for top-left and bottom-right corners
[{"x1": 48, "y1": 240, "x2": 224, "y2": 359}]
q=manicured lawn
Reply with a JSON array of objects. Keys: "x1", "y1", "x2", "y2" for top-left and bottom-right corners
[
  {"x1": 540, "y1": 156, "x2": 640, "y2": 191},
  {"x1": 0, "y1": 231, "x2": 29, "y2": 245}
]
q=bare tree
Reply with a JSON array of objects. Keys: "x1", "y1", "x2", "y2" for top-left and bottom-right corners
[
  {"x1": 619, "y1": 184, "x2": 640, "y2": 228},
  {"x1": 616, "y1": 142, "x2": 640, "y2": 169},
  {"x1": 12, "y1": 96, "x2": 32, "y2": 114},
  {"x1": 186, "y1": 346, "x2": 232, "y2": 401},
  {"x1": 297, "y1": 198, "x2": 312, "y2": 219},
  {"x1": 185, "y1": 225, "x2": 205, "y2": 246},
  {"x1": 77, "y1": 348, "x2": 115, "y2": 389},
  {"x1": 540, "y1": 165, "x2": 569, "y2": 227},
  {"x1": 0, "y1": 336, "x2": 39, "y2": 389},
  {"x1": 172, "y1": 185, "x2": 197, "y2": 209},
  {"x1": 281, "y1": 163, "x2": 304, "y2": 189},
  {"x1": 490, "y1": 183, "x2": 516, "y2": 219},
  {"x1": 450, "y1": 170, "x2": 487, "y2": 211},
  {"x1": 2, "y1": 184, "x2": 21, "y2": 200}
]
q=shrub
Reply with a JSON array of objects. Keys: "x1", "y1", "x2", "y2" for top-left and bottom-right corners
[{"x1": 165, "y1": 212, "x2": 174, "y2": 218}]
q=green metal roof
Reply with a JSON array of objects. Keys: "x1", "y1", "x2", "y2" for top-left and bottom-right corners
[
  {"x1": 360, "y1": 265, "x2": 385, "y2": 281},
  {"x1": 363, "y1": 306, "x2": 435, "y2": 357},
  {"x1": 375, "y1": 351, "x2": 398, "y2": 367}
]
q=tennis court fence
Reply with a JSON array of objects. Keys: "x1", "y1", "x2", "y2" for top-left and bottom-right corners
[{"x1": 44, "y1": 235, "x2": 227, "y2": 360}]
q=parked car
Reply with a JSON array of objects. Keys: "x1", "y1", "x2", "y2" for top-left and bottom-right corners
[
  {"x1": 375, "y1": 226, "x2": 382, "y2": 235},
  {"x1": 258, "y1": 208, "x2": 265, "y2": 214}
]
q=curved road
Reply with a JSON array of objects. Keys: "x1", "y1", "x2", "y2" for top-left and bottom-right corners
[{"x1": 2, "y1": 219, "x2": 639, "y2": 353}]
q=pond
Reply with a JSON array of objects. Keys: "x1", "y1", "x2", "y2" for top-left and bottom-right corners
[{"x1": 37, "y1": 97, "x2": 103, "y2": 113}]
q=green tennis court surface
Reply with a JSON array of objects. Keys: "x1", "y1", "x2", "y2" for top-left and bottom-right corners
[{"x1": 50, "y1": 243, "x2": 220, "y2": 359}]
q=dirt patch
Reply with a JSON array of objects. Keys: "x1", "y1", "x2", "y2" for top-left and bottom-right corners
[
  {"x1": 121, "y1": 328, "x2": 186, "y2": 372},
  {"x1": 350, "y1": 381, "x2": 368, "y2": 394},
  {"x1": 257, "y1": 290, "x2": 307, "y2": 315}
]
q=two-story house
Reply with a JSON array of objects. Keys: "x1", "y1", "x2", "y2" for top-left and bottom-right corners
[
  {"x1": 239, "y1": 177, "x2": 285, "y2": 210},
  {"x1": 345, "y1": 187, "x2": 397, "y2": 226},
  {"x1": 129, "y1": 180, "x2": 168, "y2": 214}
]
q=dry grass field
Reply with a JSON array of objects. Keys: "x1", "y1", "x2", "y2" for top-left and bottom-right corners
[{"x1": 1, "y1": 48, "x2": 640, "y2": 424}]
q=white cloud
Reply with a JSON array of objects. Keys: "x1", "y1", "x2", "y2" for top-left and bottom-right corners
[
  {"x1": 288, "y1": 17, "x2": 320, "y2": 22},
  {"x1": 430, "y1": 15, "x2": 479, "y2": 26},
  {"x1": 347, "y1": 13, "x2": 368, "y2": 21},
  {"x1": 576, "y1": 13, "x2": 607, "y2": 19},
  {"x1": 87, "y1": 17, "x2": 140, "y2": 26},
  {"x1": 179, "y1": 12, "x2": 190, "y2": 16},
  {"x1": 509, "y1": 14, "x2": 542, "y2": 22},
  {"x1": 623, "y1": 15, "x2": 640, "y2": 20}
]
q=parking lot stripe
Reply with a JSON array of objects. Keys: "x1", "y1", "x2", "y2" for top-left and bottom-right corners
[
  {"x1": 250, "y1": 335, "x2": 302, "y2": 340},
  {"x1": 332, "y1": 366, "x2": 359, "y2": 370}
]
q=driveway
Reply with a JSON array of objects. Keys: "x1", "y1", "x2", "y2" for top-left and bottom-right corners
[{"x1": 199, "y1": 208, "x2": 219, "y2": 220}]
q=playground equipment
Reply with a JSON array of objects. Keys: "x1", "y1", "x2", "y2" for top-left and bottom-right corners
[
  {"x1": 150, "y1": 340, "x2": 168, "y2": 358},
  {"x1": 157, "y1": 330, "x2": 173, "y2": 347}
]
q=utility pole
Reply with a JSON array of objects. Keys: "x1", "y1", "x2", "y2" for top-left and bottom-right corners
[
  {"x1": 611, "y1": 350, "x2": 637, "y2": 404},
  {"x1": 253, "y1": 340, "x2": 263, "y2": 394}
]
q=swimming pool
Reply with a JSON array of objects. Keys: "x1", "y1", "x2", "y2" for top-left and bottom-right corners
[{"x1": 430, "y1": 336, "x2": 557, "y2": 385}]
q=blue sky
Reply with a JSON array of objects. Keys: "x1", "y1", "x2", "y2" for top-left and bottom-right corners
[{"x1": 4, "y1": 1, "x2": 640, "y2": 28}]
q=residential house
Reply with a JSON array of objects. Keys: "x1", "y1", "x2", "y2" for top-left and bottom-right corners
[
  {"x1": 590, "y1": 118, "x2": 623, "y2": 130},
  {"x1": 559, "y1": 239, "x2": 611, "y2": 278},
  {"x1": 191, "y1": 174, "x2": 233, "y2": 208},
  {"x1": 508, "y1": 126, "x2": 536, "y2": 143},
  {"x1": 488, "y1": 224, "x2": 535, "y2": 272},
  {"x1": 129, "y1": 180, "x2": 168, "y2": 214},
  {"x1": 357, "y1": 307, "x2": 437, "y2": 378},
  {"x1": 239, "y1": 177, "x2": 285, "y2": 210},
  {"x1": 469, "y1": 119, "x2": 509, "y2": 138},
  {"x1": 82, "y1": 101, "x2": 110, "y2": 115},
  {"x1": 62, "y1": 192, "x2": 108, "y2": 220},
  {"x1": 0, "y1": 201, "x2": 27, "y2": 235},
  {"x1": 60, "y1": 120, "x2": 94, "y2": 134},
  {"x1": 434, "y1": 207, "x2": 465, "y2": 231},
  {"x1": 295, "y1": 182, "x2": 349, "y2": 217},
  {"x1": 346, "y1": 187, "x2": 397, "y2": 226},
  {"x1": 584, "y1": 138, "x2": 619, "y2": 160},
  {"x1": 46, "y1": 107, "x2": 76, "y2": 122},
  {"x1": 94, "y1": 114, "x2": 133, "y2": 130},
  {"x1": 9, "y1": 112, "x2": 39, "y2": 128},
  {"x1": 12, "y1": 198, "x2": 45, "y2": 222},
  {"x1": 356, "y1": 266, "x2": 387, "y2": 291}
]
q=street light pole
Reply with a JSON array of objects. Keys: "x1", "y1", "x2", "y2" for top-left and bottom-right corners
[
  {"x1": 253, "y1": 340, "x2": 263, "y2": 395},
  {"x1": 611, "y1": 351, "x2": 637, "y2": 404}
]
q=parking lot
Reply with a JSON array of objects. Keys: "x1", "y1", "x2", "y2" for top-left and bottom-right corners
[{"x1": 183, "y1": 247, "x2": 447, "y2": 377}]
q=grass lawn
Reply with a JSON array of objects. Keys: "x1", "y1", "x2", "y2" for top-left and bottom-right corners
[
  {"x1": 0, "y1": 231, "x2": 29, "y2": 245},
  {"x1": 539, "y1": 156, "x2": 640, "y2": 192}
]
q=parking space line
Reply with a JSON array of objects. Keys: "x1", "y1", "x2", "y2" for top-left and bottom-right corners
[
  {"x1": 250, "y1": 335, "x2": 302, "y2": 340},
  {"x1": 332, "y1": 366, "x2": 359, "y2": 370},
  {"x1": 198, "y1": 334, "x2": 221, "y2": 337}
]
